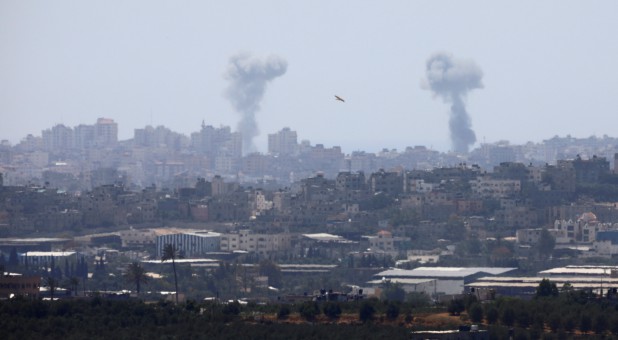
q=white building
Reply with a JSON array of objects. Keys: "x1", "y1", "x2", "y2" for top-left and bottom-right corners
[
  {"x1": 119, "y1": 228, "x2": 157, "y2": 248},
  {"x1": 220, "y1": 230, "x2": 292, "y2": 255},
  {"x1": 373, "y1": 267, "x2": 517, "y2": 297},
  {"x1": 469, "y1": 177, "x2": 521, "y2": 198},
  {"x1": 155, "y1": 231, "x2": 220, "y2": 258}
]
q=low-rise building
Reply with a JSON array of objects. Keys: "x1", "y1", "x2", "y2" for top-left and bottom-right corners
[
  {"x1": 373, "y1": 267, "x2": 517, "y2": 297},
  {"x1": 119, "y1": 228, "x2": 157, "y2": 248},
  {"x1": 155, "y1": 231, "x2": 220, "y2": 258},
  {"x1": 0, "y1": 273, "x2": 41, "y2": 298},
  {"x1": 220, "y1": 229, "x2": 292, "y2": 255}
]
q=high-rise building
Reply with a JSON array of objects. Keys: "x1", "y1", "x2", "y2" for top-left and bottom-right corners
[
  {"x1": 94, "y1": 118, "x2": 118, "y2": 147},
  {"x1": 42, "y1": 124, "x2": 74, "y2": 151},
  {"x1": 74, "y1": 124, "x2": 95, "y2": 150},
  {"x1": 192, "y1": 122, "x2": 242, "y2": 161},
  {"x1": 268, "y1": 127, "x2": 298, "y2": 156}
]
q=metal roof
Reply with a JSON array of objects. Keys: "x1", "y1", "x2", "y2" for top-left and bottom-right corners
[
  {"x1": 302, "y1": 233, "x2": 354, "y2": 243},
  {"x1": 375, "y1": 267, "x2": 517, "y2": 279},
  {"x1": 538, "y1": 265, "x2": 618, "y2": 276},
  {"x1": 367, "y1": 278, "x2": 436, "y2": 285}
]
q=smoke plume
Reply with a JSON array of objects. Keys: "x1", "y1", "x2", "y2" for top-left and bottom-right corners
[
  {"x1": 422, "y1": 52, "x2": 483, "y2": 154},
  {"x1": 224, "y1": 53, "x2": 287, "y2": 154}
]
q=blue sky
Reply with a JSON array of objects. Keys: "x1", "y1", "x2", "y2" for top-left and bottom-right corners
[{"x1": 1, "y1": 1, "x2": 617, "y2": 153}]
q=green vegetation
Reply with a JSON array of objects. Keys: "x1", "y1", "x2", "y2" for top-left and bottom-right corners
[
  {"x1": 161, "y1": 244, "x2": 180, "y2": 304},
  {"x1": 6, "y1": 278, "x2": 618, "y2": 339}
]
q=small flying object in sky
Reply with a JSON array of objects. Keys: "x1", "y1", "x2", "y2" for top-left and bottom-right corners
[{"x1": 334, "y1": 95, "x2": 345, "y2": 102}]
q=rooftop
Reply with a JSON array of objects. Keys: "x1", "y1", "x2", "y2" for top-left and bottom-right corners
[{"x1": 375, "y1": 267, "x2": 517, "y2": 279}]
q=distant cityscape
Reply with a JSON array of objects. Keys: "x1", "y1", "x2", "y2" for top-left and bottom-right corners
[
  {"x1": 5, "y1": 117, "x2": 618, "y2": 338},
  {"x1": 1, "y1": 117, "x2": 618, "y2": 190}
]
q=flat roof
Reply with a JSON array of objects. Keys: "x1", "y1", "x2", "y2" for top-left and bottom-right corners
[
  {"x1": 367, "y1": 278, "x2": 435, "y2": 285},
  {"x1": 0, "y1": 238, "x2": 71, "y2": 243},
  {"x1": 376, "y1": 267, "x2": 517, "y2": 279},
  {"x1": 143, "y1": 258, "x2": 219, "y2": 264},
  {"x1": 22, "y1": 251, "x2": 76, "y2": 257},
  {"x1": 302, "y1": 233, "x2": 353, "y2": 243},
  {"x1": 539, "y1": 265, "x2": 618, "y2": 276},
  {"x1": 475, "y1": 276, "x2": 618, "y2": 284}
]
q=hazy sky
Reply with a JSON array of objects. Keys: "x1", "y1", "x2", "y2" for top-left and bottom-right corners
[{"x1": 1, "y1": 1, "x2": 617, "y2": 153}]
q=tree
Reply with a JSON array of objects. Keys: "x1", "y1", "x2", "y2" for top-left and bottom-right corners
[
  {"x1": 485, "y1": 305, "x2": 499, "y2": 324},
  {"x1": 277, "y1": 305, "x2": 291, "y2": 320},
  {"x1": 359, "y1": 301, "x2": 375, "y2": 322},
  {"x1": 593, "y1": 313, "x2": 607, "y2": 335},
  {"x1": 500, "y1": 306, "x2": 515, "y2": 327},
  {"x1": 537, "y1": 228, "x2": 555, "y2": 259},
  {"x1": 610, "y1": 315, "x2": 618, "y2": 335},
  {"x1": 468, "y1": 303, "x2": 483, "y2": 323},
  {"x1": 536, "y1": 278, "x2": 558, "y2": 298},
  {"x1": 447, "y1": 298, "x2": 465, "y2": 316},
  {"x1": 124, "y1": 262, "x2": 149, "y2": 295},
  {"x1": 381, "y1": 282, "x2": 406, "y2": 302},
  {"x1": 580, "y1": 313, "x2": 592, "y2": 334},
  {"x1": 44, "y1": 276, "x2": 58, "y2": 301},
  {"x1": 161, "y1": 244, "x2": 180, "y2": 304},
  {"x1": 516, "y1": 308, "x2": 530, "y2": 329},
  {"x1": 563, "y1": 314, "x2": 576, "y2": 333},
  {"x1": 222, "y1": 300, "x2": 241, "y2": 316},
  {"x1": 298, "y1": 301, "x2": 320, "y2": 321},
  {"x1": 385, "y1": 302, "x2": 400, "y2": 321},
  {"x1": 322, "y1": 302, "x2": 342, "y2": 320},
  {"x1": 548, "y1": 312, "x2": 562, "y2": 333},
  {"x1": 66, "y1": 277, "x2": 80, "y2": 296},
  {"x1": 8, "y1": 247, "x2": 18, "y2": 267},
  {"x1": 258, "y1": 260, "x2": 281, "y2": 288}
]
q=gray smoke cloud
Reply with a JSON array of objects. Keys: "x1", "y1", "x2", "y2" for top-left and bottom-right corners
[
  {"x1": 422, "y1": 52, "x2": 483, "y2": 154},
  {"x1": 224, "y1": 53, "x2": 287, "y2": 154}
]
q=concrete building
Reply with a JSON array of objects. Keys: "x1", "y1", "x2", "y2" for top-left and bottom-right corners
[
  {"x1": 553, "y1": 212, "x2": 616, "y2": 243},
  {"x1": 366, "y1": 277, "x2": 437, "y2": 295},
  {"x1": 373, "y1": 267, "x2": 517, "y2": 297},
  {"x1": 469, "y1": 177, "x2": 521, "y2": 199},
  {"x1": 42, "y1": 124, "x2": 73, "y2": 151},
  {"x1": 18, "y1": 251, "x2": 78, "y2": 267},
  {"x1": 268, "y1": 127, "x2": 298, "y2": 156},
  {"x1": 155, "y1": 231, "x2": 220, "y2": 258},
  {"x1": 365, "y1": 230, "x2": 408, "y2": 255},
  {"x1": 0, "y1": 273, "x2": 41, "y2": 298},
  {"x1": 94, "y1": 118, "x2": 118, "y2": 147},
  {"x1": 119, "y1": 228, "x2": 157, "y2": 248},
  {"x1": 220, "y1": 229, "x2": 292, "y2": 256},
  {"x1": 369, "y1": 169, "x2": 403, "y2": 196}
]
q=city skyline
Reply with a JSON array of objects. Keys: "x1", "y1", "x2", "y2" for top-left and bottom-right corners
[
  {"x1": 2, "y1": 1, "x2": 618, "y2": 154},
  {"x1": 8, "y1": 117, "x2": 618, "y2": 157}
]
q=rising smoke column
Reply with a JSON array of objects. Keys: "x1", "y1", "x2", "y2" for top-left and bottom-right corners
[
  {"x1": 422, "y1": 52, "x2": 483, "y2": 154},
  {"x1": 224, "y1": 53, "x2": 287, "y2": 154}
]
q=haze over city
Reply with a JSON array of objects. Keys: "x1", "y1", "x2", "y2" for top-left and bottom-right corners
[{"x1": 2, "y1": 1, "x2": 618, "y2": 154}]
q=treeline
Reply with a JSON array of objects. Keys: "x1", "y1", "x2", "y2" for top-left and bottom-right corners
[
  {"x1": 0, "y1": 297, "x2": 414, "y2": 340},
  {"x1": 5, "y1": 283, "x2": 618, "y2": 339},
  {"x1": 449, "y1": 280, "x2": 618, "y2": 339}
]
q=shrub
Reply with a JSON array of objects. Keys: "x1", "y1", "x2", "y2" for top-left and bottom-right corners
[
  {"x1": 322, "y1": 302, "x2": 341, "y2": 320},
  {"x1": 447, "y1": 299, "x2": 465, "y2": 316},
  {"x1": 298, "y1": 302, "x2": 320, "y2": 321},
  {"x1": 500, "y1": 306, "x2": 515, "y2": 327},
  {"x1": 359, "y1": 302, "x2": 375, "y2": 322},
  {"x1": 222, "y1": 301, "x2": 241, "y2": 316},
  {"x1": 277, "y1": 305, "x2": 290, "y2": 320},
  {"x1": 468, "y1": 303, "x2": 483, "y2": 323},
  {"x1": 385, "y1": 302, "x2": 400, "y2": 321},
  {"x1": 485, "y1": 305, "x2": 499, "y2": 324}
]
